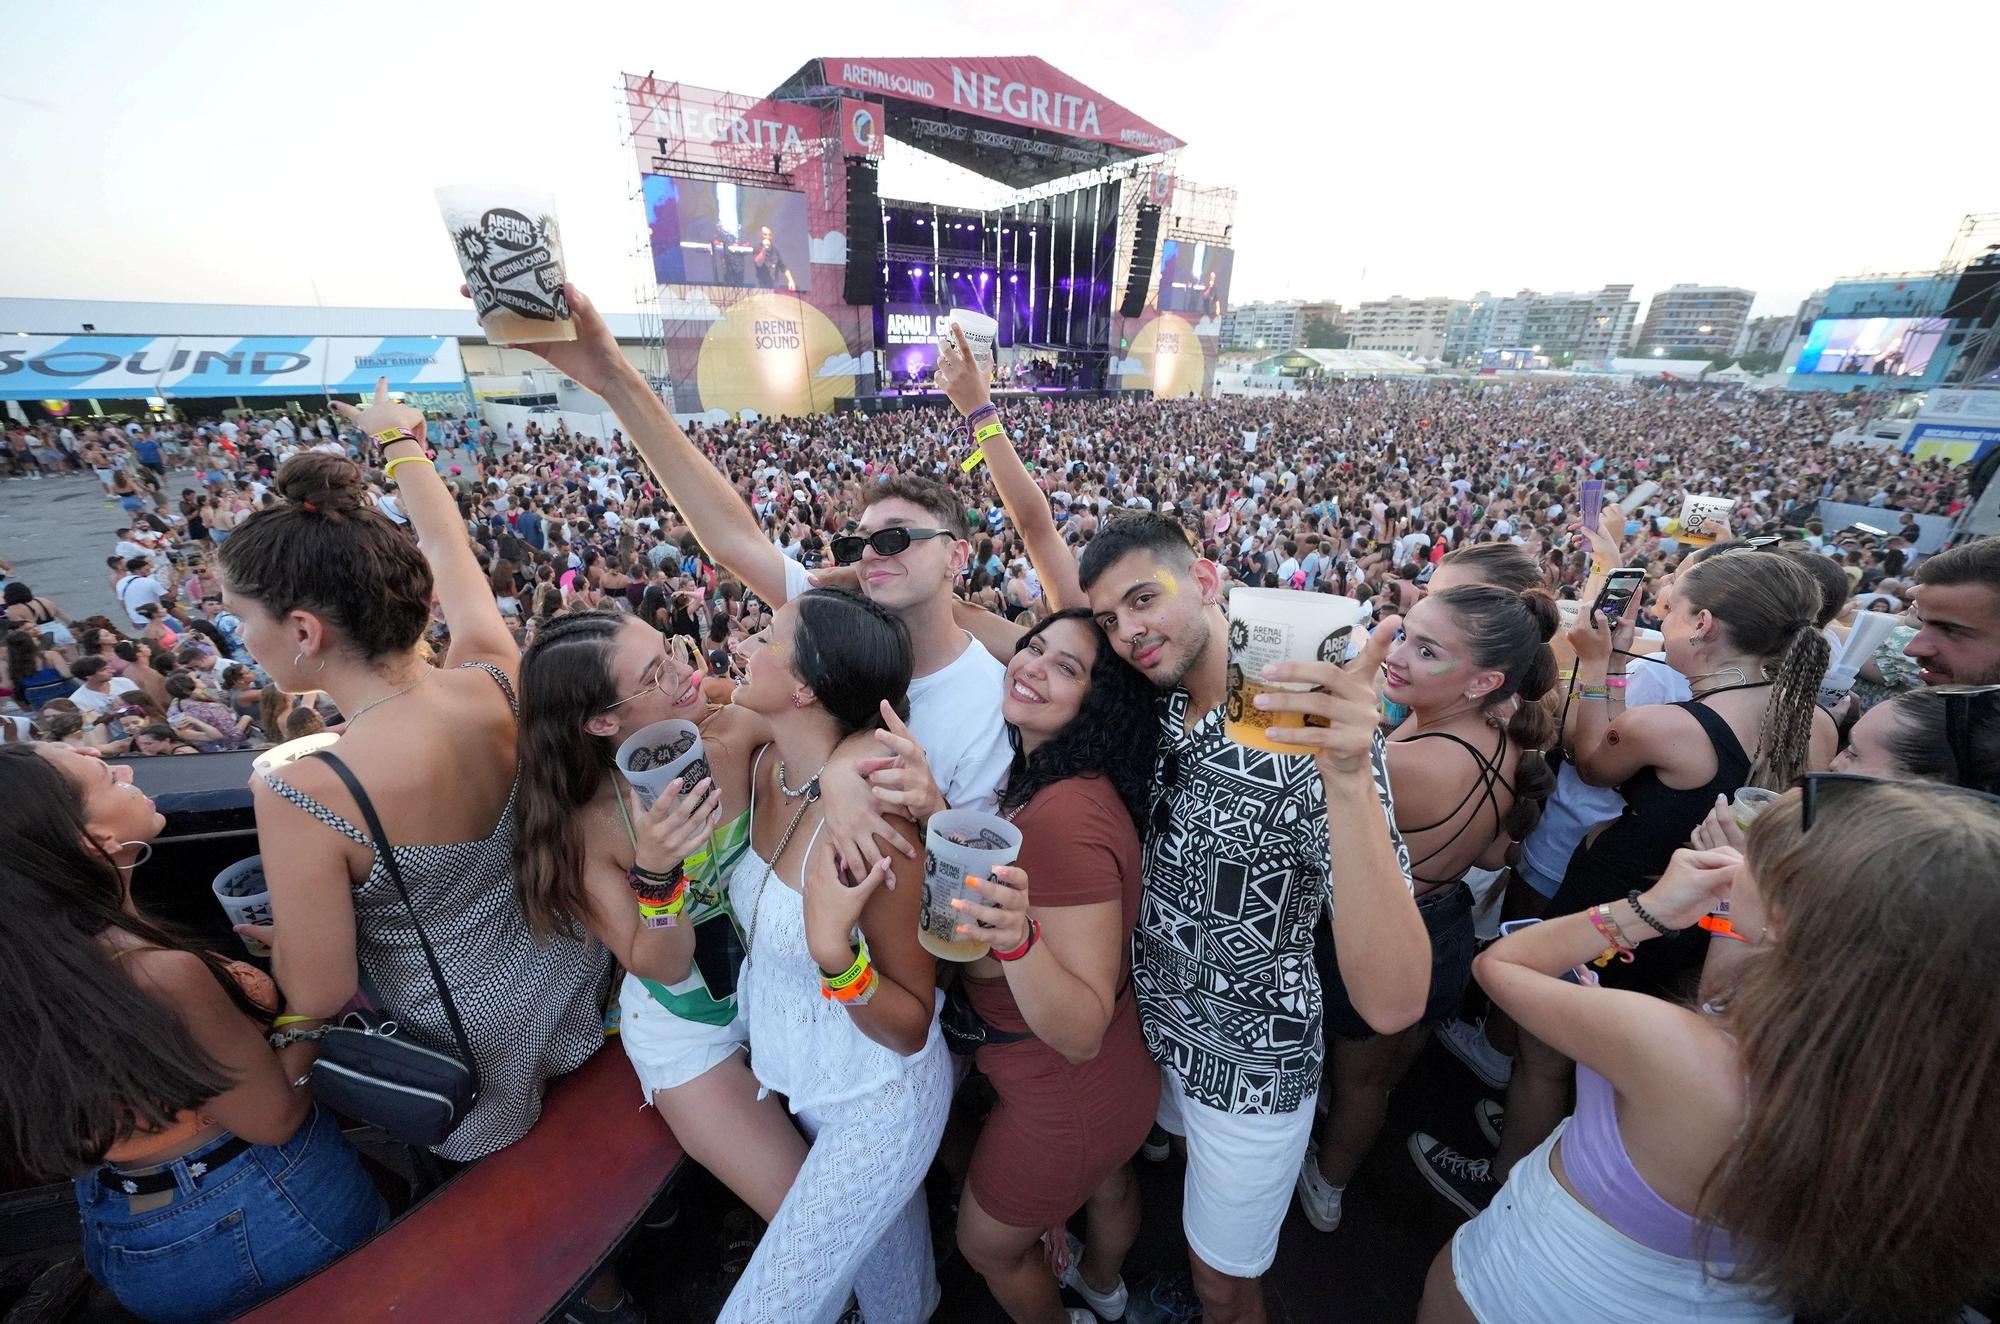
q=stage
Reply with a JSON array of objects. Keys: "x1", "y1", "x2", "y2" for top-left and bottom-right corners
[{"x1": 833, "y1": 386, "x2": 1149, "y2": 414}]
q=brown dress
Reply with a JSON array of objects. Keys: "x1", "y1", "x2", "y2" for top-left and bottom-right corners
[{"x1": 963, "y1": 775, "x2": 1161, "y2": 1228}]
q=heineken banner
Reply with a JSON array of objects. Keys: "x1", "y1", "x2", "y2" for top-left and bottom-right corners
[{"x1": 0, "y1": 335, "x2": 466, "y2": 400}]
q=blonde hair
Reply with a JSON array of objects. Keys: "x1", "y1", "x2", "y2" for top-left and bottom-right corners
[{"x1": 1703, "y1": 783, "x2": 2000, "y2": 1320}]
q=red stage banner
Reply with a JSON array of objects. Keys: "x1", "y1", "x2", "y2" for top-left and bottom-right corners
[
  {"x1": 819, "y1": 57, "x2": 1181, "y2": 153},
  {"x1": 623, "y1": 76, "x2": 824, "y2": 172},
  {"x1": 839, "y1": 98, "x2": 885, "y2": 158}
]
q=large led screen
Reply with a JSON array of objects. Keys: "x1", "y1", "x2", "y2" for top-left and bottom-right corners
[
  {"x1": 1794, "y1": 317, "x2": 1948, "y2": 377},
  {"x1": 1158, "y1": 239, "x2": 1232, "y2": 317},
  {"x1": 643, "y1": 174, "x2": 812, "y2": 293}
]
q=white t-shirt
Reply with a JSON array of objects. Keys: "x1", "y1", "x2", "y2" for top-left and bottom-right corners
[
  {"x1": 71, "y1": 677, "x2": 142, "y2": 715},
  {"x1": 782, "y1": 558, "x2": 1011, "y2": 813},
  {"x1": 114, "y1": 574, "x2": 167, "y2": 626}
]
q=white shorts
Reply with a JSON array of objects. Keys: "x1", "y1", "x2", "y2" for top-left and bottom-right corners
[
  {"x1": 1452, "y1": 1123, "x2": 1783, "y2": 1322},
  {"x1": 617, "y1": 970, "x2": 748, "y2": 1101},
  {"x1": 1154, "y1": 1065, "x2": 1316, "y2": 1278}
]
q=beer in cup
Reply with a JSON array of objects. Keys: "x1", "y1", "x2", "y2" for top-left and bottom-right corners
[
  {"x1": 435, "y1": 185, "x2": 577, "y2": 344},
  {"x1": 615, "y1": 719, "x2": 708, "y2": 812},
  {"x1": 1224, "y1": 588, "x2": 1367, "y2": 753},
  {"x1": 919, "y1": 808, "x2": 1022, "y2": 963},
  {"x1": 941, "y1": 309, "x2": 997, "y2": 376}
]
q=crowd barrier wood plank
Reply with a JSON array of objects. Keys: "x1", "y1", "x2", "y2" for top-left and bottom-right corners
[{"x1": 241, "y1": 1043, "x2": 681, "y2": 1324}]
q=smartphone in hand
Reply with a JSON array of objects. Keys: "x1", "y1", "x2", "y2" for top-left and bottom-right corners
[{"x1": 1593, "y1": 567, "x2": 1648, "y2": 625}]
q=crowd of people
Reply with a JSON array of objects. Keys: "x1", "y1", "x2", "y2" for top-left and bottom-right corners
[{"x1": 2, "y1": 285, "x2": 1998, "y2": 1324}]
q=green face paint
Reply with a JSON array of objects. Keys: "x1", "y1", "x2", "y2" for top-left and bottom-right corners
[{"x1": 1424, "y1": 659, "x2": 1457, "y2": 677}]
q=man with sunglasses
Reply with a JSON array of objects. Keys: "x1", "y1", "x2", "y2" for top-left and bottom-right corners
[{"x1": 510, "y1": 286, "x2": 1011, "y2": 815}]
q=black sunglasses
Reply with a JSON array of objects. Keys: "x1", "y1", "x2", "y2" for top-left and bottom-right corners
[
  {"x1": 1798, "y1": 771, "x2": 2000, "y2": 832},
  {"x1": 830, "y1": 527, "x2": 953, "y2": 565},
  {"x1": 1942, "y1": 686, "x2": 2000, "y2": 791},
  {"x1": 1150, "y1": 749, "x2": 1184, "y2": 838}
]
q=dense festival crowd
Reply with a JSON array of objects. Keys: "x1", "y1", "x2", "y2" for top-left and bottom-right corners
[{"x1": 2, "y1": 285, "x2": 1997, "y2": 1324}]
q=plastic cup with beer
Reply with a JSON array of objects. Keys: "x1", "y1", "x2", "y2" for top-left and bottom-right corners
[
  {"x1": 940, "y1": 309, "x2": 997, "y2": 376},
  {"x1": 1731, "y1": 787, "x2": 1781, "y2": 831},
  {"x1": 213, "y1": 856, "x2": 273, "y2": 958},
  {"x1": 919, "y1": 808, "x2": 1022, "y2": 963},
  {"x1": 1224, "y1": 588, "x2": 1368, "y2": 753},
  {"x1": 615, "y1": 719, "x2": 708, "y2": 811},
  {"x1": 435, "y1": 185, "x2": 577, "y2": 344}
]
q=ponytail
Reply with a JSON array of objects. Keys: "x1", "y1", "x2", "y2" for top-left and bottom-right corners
[
  {"x1": 1751, "y1": 622, "x2": 1830, "y2": 790},
  {"x1": 1431, "y1": 586, "x2": 1560, "y2": 840}
]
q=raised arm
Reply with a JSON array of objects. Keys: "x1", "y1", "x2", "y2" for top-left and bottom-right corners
[
  {"x1": 505, "y1": 285, "x2": 791, "y2": 608},
  {"x1": 935, "y1": 325, "x2": 1083, "y2": 611},
  {"x1": 331, "y1": 380, "x2": 514, "y2": 669}
]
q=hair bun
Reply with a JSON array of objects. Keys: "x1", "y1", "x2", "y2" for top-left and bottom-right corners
[
  {"x1": 274, "y1": 453, "x2": 369, "y2": 518},
  {"x1": 1519, "y1": 587, "x2": 1561, "y2": 643}
]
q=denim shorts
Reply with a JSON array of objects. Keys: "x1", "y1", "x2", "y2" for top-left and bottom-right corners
[
  {"x1": 1316, "y1": 881, "x2": 1476, "y2": 1041},
  {"x1": 74, "y1": 1104, "x2": 387, "y2": 1324}
]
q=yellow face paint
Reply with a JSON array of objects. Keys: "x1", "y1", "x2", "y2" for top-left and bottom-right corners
[{"x1": 1156, "y1": 568, "x2": 1180, "y2": 598}]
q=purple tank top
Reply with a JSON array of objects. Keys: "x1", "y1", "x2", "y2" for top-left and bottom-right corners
[{"x1": 1561, "y1": 1064, "x2": 1735, "y2": 1264}]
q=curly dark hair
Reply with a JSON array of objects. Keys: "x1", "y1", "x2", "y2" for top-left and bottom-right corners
[{"x1": 997, "y1": 608, "x2": 1158, "y2": 833}]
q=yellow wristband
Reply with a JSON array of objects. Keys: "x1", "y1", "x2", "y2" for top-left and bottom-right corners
[
  {"x1": 960, "y1": 448, "x2": 985, "y2": 474},
  {"x1": 822, "y1": 938, "x2": 872, "y2": 991},
  {"x1": 272, "y1": 1014, "x2": 319, "y2": 1029},
  {"x1": 384, "y1": 455, "x2": 434, "y2": 482},
  {"x1": 973, "y1": 420, "x2": 1005, "y2": 444}
]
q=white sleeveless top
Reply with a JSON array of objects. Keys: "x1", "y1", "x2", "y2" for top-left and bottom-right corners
[{"x1": 728, "y1": 827, "x2": 941, "y2": 1113}]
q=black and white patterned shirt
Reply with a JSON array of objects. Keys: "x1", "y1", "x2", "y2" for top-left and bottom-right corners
[{"x1": 1134, "y1": 687, "x2": 1410, "y2": 1115}]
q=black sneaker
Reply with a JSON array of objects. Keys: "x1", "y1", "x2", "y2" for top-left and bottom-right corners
[
  {"x1": 1407, "y1": 1132, "x2": 1498, "y2": 1216},
  {"x1": 1124, "y1": 1267, "x2": 1203, "y2": 1324},
  {"x1": 1474, "y1": 1098, "x2": 1505, "y2": 1149}
]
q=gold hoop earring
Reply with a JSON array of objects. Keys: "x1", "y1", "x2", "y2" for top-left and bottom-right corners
[{"x1": 293, "y1": 649, "x2": 327, "y2": 676}]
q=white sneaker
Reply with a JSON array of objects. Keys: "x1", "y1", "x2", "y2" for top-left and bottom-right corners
[
  {"x1": 1069, "y1": 1310, "x2": 1098, "y2": 1324},
  {"x1": 1059, "y1": 1231, "x2": 1130, "y2": 1320},
  {"x1": 1435, "y1": 1017, "x2": 1514, "y2": 1090},
  {"x1": 1294, "y1": 1142, "x2": 1345, "y2": 1232}
]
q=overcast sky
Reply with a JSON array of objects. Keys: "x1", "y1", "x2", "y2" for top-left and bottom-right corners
[{"x1": 1, "y1": 0, "x2": 1987, "y2": 321}]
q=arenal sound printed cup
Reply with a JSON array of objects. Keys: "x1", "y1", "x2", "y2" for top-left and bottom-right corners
[
  {"x1": 1224, "y1": 588, "x2": 1368, "y2": 753},
  {"x1": 615, "y1": 719, "x2": 709, "y2": 811},
  {"x1": 941, "y1": 309, "x2": 997, "y2": 375},
  {"x1": 435, "y1": 185, "x2": 577, "y2": 344},
  {"x1": 919, "y1": 808, "x2": 1022, "y2": 963}
]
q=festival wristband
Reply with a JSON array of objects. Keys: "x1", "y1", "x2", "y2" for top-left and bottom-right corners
[
  {"x1": 990, "y1": 914, "x2": 1039, "y2": 963},
  {"x1": 384, "y1": 455, "x2": 435, "y2": 482},
  {"x1": 960, "y1": 449, "x2": 985, "y2": 474},
  {"x1": 965, "y1": 404, "x2": 999, "y2": 425},
  {"x1": 820, "y1": 938, "x2": 872, "y2": 991},
  {"x1": 972, "y1": 420, "x2": 1006, "y2": 445},
  {"x1": 371, "y1": 427, "x2": 422, "y2": 452},
  {"x1": 271, "y1": 1013, "x2": 320, "y2": 1029}
]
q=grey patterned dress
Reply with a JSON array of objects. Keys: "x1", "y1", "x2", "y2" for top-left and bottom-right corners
[{"x1": 264, "y1": 663, "x2": 611, "y2": 1161}]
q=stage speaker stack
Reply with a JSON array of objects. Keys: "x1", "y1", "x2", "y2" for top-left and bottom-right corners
[
  {"x1": 1119, "y1": 203, "x2": 1162, "y2": 319},
  {"x1": 843, "y1": 157, "x2": 882, "y2": 307}
]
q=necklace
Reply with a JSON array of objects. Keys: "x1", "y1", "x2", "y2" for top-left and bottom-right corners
[
  {"x1": 340, "y1": 674, "x2": 430, "y2": 729},
  {"x1": 744, "y1": 756, "x2": 830, "y2": 955},
  {"x1": 777, "y1": 758, "x2": 822, "y2": 799}
]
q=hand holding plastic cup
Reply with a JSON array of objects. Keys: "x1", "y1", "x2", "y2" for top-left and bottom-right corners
[
  {"x1": 213, "y1": 856, "x2": 273, "y2": 958},
  {"x1": 616, "y1": 719, "x2": 709, "y2": 811},
  {"x1": 920, "y1": 808, "x2": 1022, "y2": 962},
  {"x1": 1224, "y1": 588, "x2": 1368, "y2": 753},
  {"x1": 435, "y1": 185, "x2": 576, "y2": 345},
  {"x1": 940, "y1": 309, "x2": 997, "y2": 375}
]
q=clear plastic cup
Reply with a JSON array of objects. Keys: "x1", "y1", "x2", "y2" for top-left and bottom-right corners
[
  {"x1": 435, "y1": 185, "x2": 577, "y2": 344},
  {"x1": 1224, "y1": 588, "x2": 1368, "y2": 753},
  {"x1": 213, "y1": 856, "x2": 272, "y2": 957},
  {"x1": 1732, "y1": 787, "x2": 1781, "y2": 831},
  {"x1": 615, "y1": 719, "x2": 708, "y2": 811},
  {"x1": 919, "y1": 808, "x2": 1022, "y2": 962}
]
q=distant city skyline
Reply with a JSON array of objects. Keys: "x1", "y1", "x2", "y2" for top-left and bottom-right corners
[{"x1": 0, "y1": 1, "x2": 1986, "y2": 324}]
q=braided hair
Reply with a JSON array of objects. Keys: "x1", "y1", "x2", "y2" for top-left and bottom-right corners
[{"x1": 1678, "y1": 551, "x2": 1830, "y2": 789}]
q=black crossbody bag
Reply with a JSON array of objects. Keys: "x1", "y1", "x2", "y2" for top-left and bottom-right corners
[{"x1": 306, "y1": 751, "x2": 480, "y2": 1147}]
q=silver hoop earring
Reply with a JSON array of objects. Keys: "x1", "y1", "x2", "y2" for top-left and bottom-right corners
[
  {"x1": 117, "y1": 841, "x2": 154, "y2": 870},
  {"x1": 293, "y1": 649, "x2": 327, "y2": 676}
]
